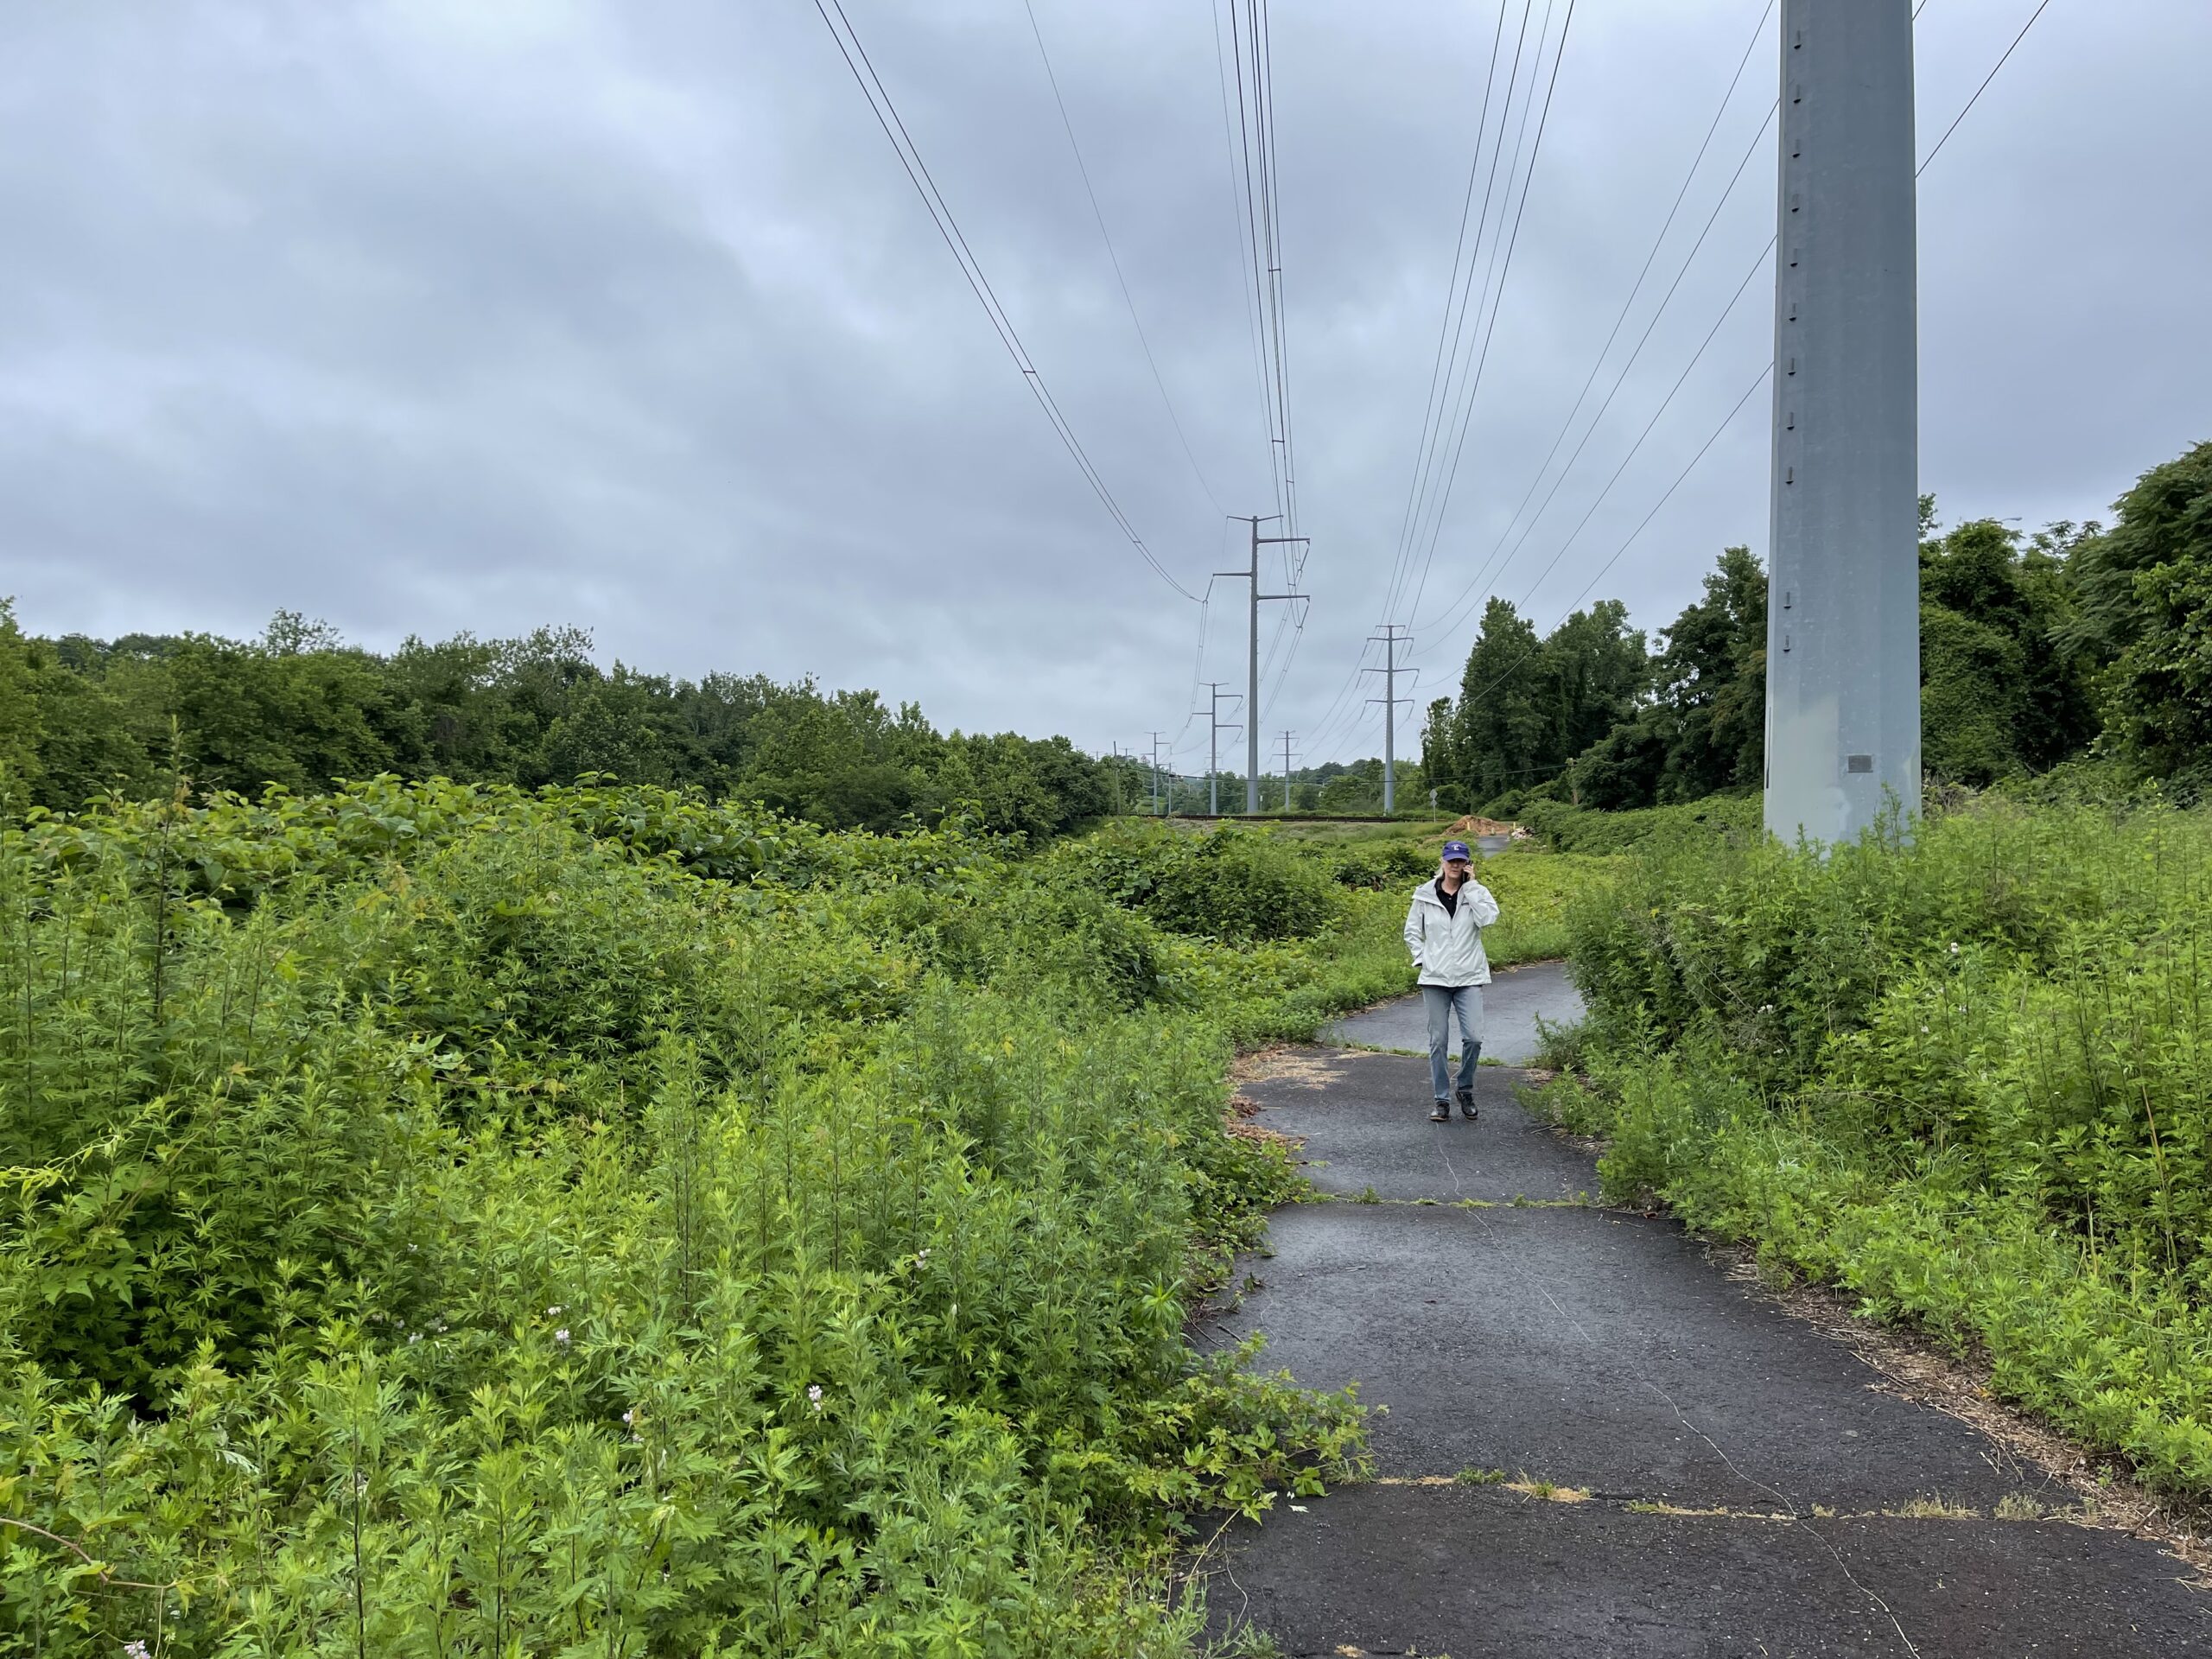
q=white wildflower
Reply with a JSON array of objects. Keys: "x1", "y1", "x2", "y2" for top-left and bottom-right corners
[
  {"x1": 124, "y1": 1642, "x2": 153, "y2": 1659},
  {"x1": 807, "y1": 1384, "x2": 824, "y2": 1410},
  {"x1": 546, "y1": 1305, "x2": 563, "y2": 1317},
  {"x1": 554, "y1": 1328, "x2": 570, "y2": 1345}
]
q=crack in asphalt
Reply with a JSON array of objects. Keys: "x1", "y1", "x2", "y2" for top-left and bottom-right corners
[
  {"x1": 1358, "y1": 1477, "x2": 2095, "y2": 1525},
  {"x1": 1205, "y1": 1041, "x2": 2208, "y2": 1655},
  {"x1": 1448, "y1": 1166, "x2": 1927, "y2": 1658},
  {"x1": 1260, "y1": 1043, "x2": 1926, "y2": 1656}
]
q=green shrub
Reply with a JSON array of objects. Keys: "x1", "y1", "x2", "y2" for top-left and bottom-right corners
[
  {"x1": 1315, "y1": 839, "x2": 1436, "y2": 892},
  {"x1": 0, "y1": 784, "x2": 1624, "y2": 1649},
  {"x1": 1077, "y1": 823, "x2": 1339, "y2": 944},
  {"x1": 1554, "y1": 794, "x2": 2212, "y2": 1496},
  {"x1": 0, "y1": 782, "x2": 1370, "y2": 1655},
  {"x1": 1515, "y1": 794, "x2": 1759, "y2": 856}
]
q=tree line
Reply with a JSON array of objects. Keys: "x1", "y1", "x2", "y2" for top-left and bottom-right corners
[
  {"x1": 10, "y1": 437, "x2": 2198, "y2": 835},
  {"x1": 0, "y1": 613, "x2": 1117, "y2": 839},
  {"x1": 1421, "y1": 439, "x2": 2212, "y2": 813}
]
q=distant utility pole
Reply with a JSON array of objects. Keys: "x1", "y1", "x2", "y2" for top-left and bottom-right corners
[
  {"x1": 1218, "y1": 516, "x2": 1310, "y2": 815},
  {"x1": 1279, "y1": 731, "x2": 1298, "y2": 811},
  {"x1": 1148, "y1": 731, "x2": 1169, "y2": 817},
  {"x1": 1363, "y1": 624, "x2": 1414, "y2": 816},
  {"x1": 1198, "y1": 682, "x2": 1244, "y2": 817},
  {"x1": 1764, "y1": 0, "x2": 1920, "y2": 846}
]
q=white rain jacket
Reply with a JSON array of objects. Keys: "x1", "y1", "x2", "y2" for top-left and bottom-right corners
[{"x1": 1403, "y1": 874, "x2": 1499, "y2": 988}]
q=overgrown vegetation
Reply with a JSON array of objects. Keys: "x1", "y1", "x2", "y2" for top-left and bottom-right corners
[
  {"x1": 1531, "y1": 795, "x2": 2212, "y2": 1496},
  {"x1": 1046, "y1": 820, "x2": 1592, "y2": 1041},
  {"x1": 0, "y1": 782, "x2": 1465, "y2": 1655},
  {"x1": 1507, "y1": 795, "x2": 1758, "y2": 857}
]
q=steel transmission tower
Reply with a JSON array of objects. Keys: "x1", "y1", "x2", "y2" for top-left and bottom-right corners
[
  {"x1": 1363, "y1": 624, "x2": 1414, "y2": 815},
  {"x1": 1220, "y1": 517, "x2": 1310, "y2": 814},
  {"x1": 1764, "y1": 0, "x2": 1921, "y2": 846},
  {"x1": 1198, "y1": 682, "x2": 1244, "y2": 817}
]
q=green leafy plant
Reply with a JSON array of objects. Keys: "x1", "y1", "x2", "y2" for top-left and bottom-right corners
[
  {"x1": 1552, "y1": 793, "x2": 2212, "y2": 1497},
  {"x1": 0, "y1": 779, "x2": 1389, "y2": 1655}
]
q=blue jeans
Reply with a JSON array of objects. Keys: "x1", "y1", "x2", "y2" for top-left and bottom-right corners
[{"x1": 1422, "y1": 983, "x2": 1484, "y2": 1101}]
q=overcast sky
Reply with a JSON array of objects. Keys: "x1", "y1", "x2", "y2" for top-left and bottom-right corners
[{"x1": 3, "y1": 0, "x2": 2205, "y2": 766}]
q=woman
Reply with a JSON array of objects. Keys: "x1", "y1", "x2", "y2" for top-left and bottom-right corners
[{"x1": 1402, "y1": 838, "x2": 1500, "y2": 1122}]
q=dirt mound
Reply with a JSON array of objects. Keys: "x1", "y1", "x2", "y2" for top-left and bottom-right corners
[{"x1": 1443, "y1": 815, "x2": 1531, "y2": 841}]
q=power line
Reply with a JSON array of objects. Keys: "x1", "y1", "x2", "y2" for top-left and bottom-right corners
[
  {"x1": 1023, "y1": 0, "x2": 1227, "y2": 517},
  {"x1": 1416, "y1": 116, "x2": 1778, "y2": 646},
  {"x1": 1253, "y1": 0, "x2": 1300, "y2": 543},
  {"x1": 1225, "y1": 0, "x2": 1288, "y2": 526},
  {"x1": 1256, "y1": 0, "x2": 1310, "y2": 698},
  {"x1": 1454, "y1": 362, "x2": 1771, "y2": 711},
  {"x1": 1210, "y1": 0, "x2": 1278, "y2": 477},
  {"x1": 1308, "y1": 0, "x2": 1570, "y2": 764},
  {"x1": 1345, "y1": 3, "x2": 1538, "y2": 760},
  {"x1": 1381, "y1": 0, "x2": 1532, "y2": 626},
  {"x1": 1417, "y1": 233, "x2": 1773, "y2": 661},
  {"x1": 1173, "y1": 575, "x2": 1218, "y2": 745},
  {"x1": 1220, "y1": 0, "x2": 1314, "y2": 721},
  {"x1": 1400, "y1": 0, "x2": 1578, "y2": 630},
  {"x1": 1300, "y1": 633, "x2": 1386, "y2": 760},
  {"x1": 1413, "y1": 0, "x2": 2050, "y2": 758},
  {"x1": 809, "y1": 0, "x2": 1199, "y2": 602},
  {"x1": 1918, "y1": 0, "x2": 2055, "y2": 175},
  {"x1": 1417, "y1": 0, "x2": 1775, "y2": 642},
  {"x1": 1410, "y1": 0, "x2": 2014, "y2": 660},
  {"x1": 1385, "y1": 0, "x2": 1573, "y2": 627},
  {"x1": 1440, "y1": 0, "x2": 2042, "y2": 659},
  {"x1": 1339, "y1": 0, "x2": 1772, "y2": 762}
]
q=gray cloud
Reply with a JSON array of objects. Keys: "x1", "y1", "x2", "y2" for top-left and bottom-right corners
[{"x1": 3, "y1": 0, "x2": 2205, "y2": 766}]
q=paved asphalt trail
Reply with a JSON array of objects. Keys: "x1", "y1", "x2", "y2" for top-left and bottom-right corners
[{"x1": 1197, "y1": 1009, "x2": 2208, "y2": 1656}]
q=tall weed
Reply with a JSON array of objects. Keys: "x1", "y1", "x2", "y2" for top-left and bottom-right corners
[
  {"x1": 1547, "y1": 796, "x2": 2212, "y2": 1494},
  {"x1": 0, "y1": 783, "x2": 1369, "y2": 1655}
]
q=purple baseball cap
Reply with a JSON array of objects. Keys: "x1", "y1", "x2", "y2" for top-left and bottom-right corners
[{"x1": 1440, "y1": 839, "x2": 1472, "y2": 861}]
